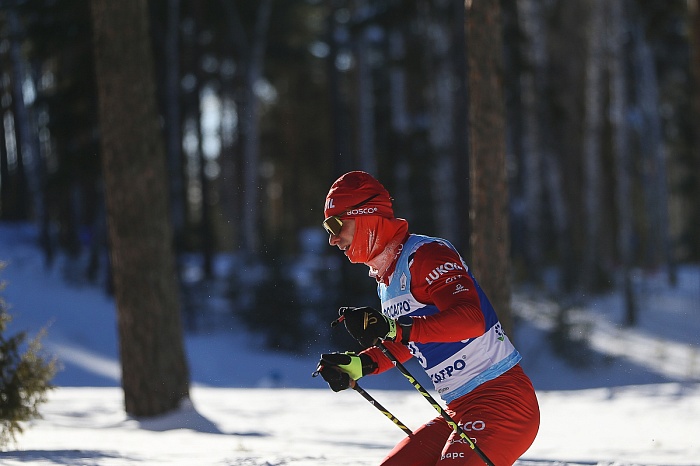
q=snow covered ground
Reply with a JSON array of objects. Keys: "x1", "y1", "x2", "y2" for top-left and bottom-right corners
[
  {"x1": 1, "y1": 222, "x2": 699, "y2": 465},
  {"x1": 2, "y1": 383, "x2": 699, "y2": 466}
]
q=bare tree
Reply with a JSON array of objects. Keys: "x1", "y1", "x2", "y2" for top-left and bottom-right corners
[
  {"x1": 355, "y1": 19, "x2": 378, "y2": 176},
  {"x1": 517, "y1": 0, "x2": 545, "y2": 283},
  {"x1": 427, "y1": 3, "x2": 458, "y2": 242},
  {"x1": 164, "y1": 0, "x2": 186, "y2": 252},
  {"x1": 90, "y1": 0, "x2": 190, "y2": 417},
  {"x1": 6, "y1": 10, "x2": 46, "y2": 253},
  {"x1": 631, "y1": 10, "x2": 674, "y2": 282},
  {"x1": 692, "y1": 0, "x2": 700, "y2": 262},
  {"x1": 517, "y1": 0, "x2": 574, "y2": 292},
  {"x1": 608, "y1": 0, "x2": 637, "y2": 325},
  {"x1": 581, "y1": 0, "x2": 606, "y2": 291},
  {"x1": 465, "y1": 0, "x2": 513, "y2": 336},
  {"x1": 387, "y1": 28, "x2": 412, "y2": 218},
  {"x1": 240, "y1": 0, "x2": 273, "y2": 255}
]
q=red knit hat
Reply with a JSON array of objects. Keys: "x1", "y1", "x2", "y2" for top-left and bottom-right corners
[{"x1": 324, "y1": 171, "x2": 394, "y2": 220}]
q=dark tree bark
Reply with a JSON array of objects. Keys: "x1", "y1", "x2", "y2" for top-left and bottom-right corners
[
  {"x1": 0, "y1": 96, "x2": 10, "y2": 219},
  {"x1": 191, "y1": 1, "x2": 213, "y2": 280},
  {"x1": 240, "y1": 0, "x2": 273, "y2": 255},
  {"x1": 164, "y1": 0, "x2": 186, "y2": 253},
  {"x1": 692, "y1": 0, "x2": 700, "y2": 261},
  {"x1": 328, "y1": 4, "x2": 353, "y2": 179},
  {"x1": 630, "y1": 8, "x2": 673, "y2": 281},
  {"x1": 518, "y1": 0, "x2": 545, "y2": 284},
  {"x1": 466, "y1": 0, "x2": 514, "y2": 336},
  {"x1": 608, "y1": 0, "x2": 637, "y2": 325},
  {"x1": 6, "y1": 10, "x2": 36, "y2": 224},
  {"x1": 426, "y1": 5, "x2": 458, "y2": 243},
  {"x1": 581, "y1": 0, "x2": 605, "y2": 291},
  {"x1": 450, "y1": 2, "x2": 471, "y2": 255},
  {"x1": 90, "y1": 0, "x2": 190, "y2": 417},
  {"x1": 355, "y1": 21, "x2": 377, "y2": 175}
]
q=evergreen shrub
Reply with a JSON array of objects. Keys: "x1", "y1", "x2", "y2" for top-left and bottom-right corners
[{"x1": 0, "y1": 263, "x2": 57, "y2": 449}]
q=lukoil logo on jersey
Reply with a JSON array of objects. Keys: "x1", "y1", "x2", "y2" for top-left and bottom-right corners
[{"x1": 425, "y1": 261, "x2": 465, "y2": 285}]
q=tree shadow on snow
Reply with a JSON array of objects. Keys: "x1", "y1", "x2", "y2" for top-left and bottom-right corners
[
  {"x1": 0, "y1": 449, "x2": 128, "y2": 465},
  {"x1": 515, "y1": 461, "x2": 598, "y2": 466},
  {"x1": 134, "y1": 397, "x2": 267, "y2": 438},
  {"x1": 135, "y1": 398, "x2": 224, "y2": 434}
]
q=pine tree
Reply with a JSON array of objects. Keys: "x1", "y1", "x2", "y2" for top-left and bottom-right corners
[
  {"x1": 0, "y1": 263, "x2": 57, "y2": 448},
  {"x1": 91, "y1": 0, "x2": 190, "y2": 416}
]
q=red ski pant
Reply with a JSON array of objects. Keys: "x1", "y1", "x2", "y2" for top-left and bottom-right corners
[{"x1": 380, "y1": 365, "x2": 540, "y2": 466}]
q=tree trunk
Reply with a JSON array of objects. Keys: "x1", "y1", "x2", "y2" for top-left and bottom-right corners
[
  {"x1": 328, "y1": 5, "x2": 352, "y2": 177},
  {"x1": 7, "y1": 10, "x2": 43, "y2": 227},
  {"x1": 90, "y1": 0, "x2": 190, "y2": 417},
  {"x1": 629, "y1": 12, "x2": 674, "y2": 284},
  {"x1": 241, "y1": 0, "x2": 272, "y2": 255},
  {"x1": 608, "y1": 0, "x2": 637, "y2": 325},
  {"x1": 192, "y1": 1, "x2": 213, "y2": 279},
  {"x1": 691, "y1": 0, "x2": 700, "y2": 262},
  {"x1": 581, "y1": 0, "x2": 605, "y2": 291},
  {"x1": 217, "y1": 0, "x2": 246, "y2": 248},
  {"x1": 0, "y1": 106, "x2": 9, "y2": 217},
  {"x1": 517, "y1": 0, "x2": 545, "y2": 284},
  {"x1": 427, "y1": 10, "x2": 457, "y2": 242},
  {"x1": 387, "y1": 28, "x2": 412, "y2": 222},
  {"x1": 355, "y1": 24, "x2": 377, "y2": 175},
  {"x1": 518, "y1": 0, "x2": 573, "y2": 293},
  {"x1": 164, "y1": 0, "x2": 186, "y2": 252},
  {"x1": 450, "y1": 1, "x2": 471, "y2": 255},
  {"x1": 466, "y1": 0, "x2": 514, "y2": 337}
]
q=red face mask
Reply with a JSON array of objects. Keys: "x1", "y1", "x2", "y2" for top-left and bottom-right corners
[{"x1": 346, "y1": 216, "x2": 409, "y2": 279}]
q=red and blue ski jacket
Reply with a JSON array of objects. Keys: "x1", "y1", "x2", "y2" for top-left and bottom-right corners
[{"x1": 361, "y1": 234, "x2": 521, "y2": 404}]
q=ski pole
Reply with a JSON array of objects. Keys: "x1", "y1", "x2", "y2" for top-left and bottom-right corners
[
  {"x1": 376, "y1": 341, "x2": 495, "y2": 466},
  {"x1": 350, "y1": 379, "x2": 413, "y2": 436},
  {"x1": 312, "y1": 366, "x2": 413, "y2": 437}
]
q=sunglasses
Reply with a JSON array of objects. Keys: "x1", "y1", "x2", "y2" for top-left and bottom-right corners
[{"x1": 322, "y1": 194, "x2": 379, "y2": 236}]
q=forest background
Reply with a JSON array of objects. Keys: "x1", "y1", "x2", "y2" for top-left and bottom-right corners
[{"x1": 1, "y1": 0, "x2": 699, "y2": 414}]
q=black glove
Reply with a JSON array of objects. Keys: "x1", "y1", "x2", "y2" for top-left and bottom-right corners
[
  {"x1": 314, "y1": 352, "x2": 377, "y2": 392},
  {"x1": 339, "y1": 306, "x2": 398, "y2": 348}
]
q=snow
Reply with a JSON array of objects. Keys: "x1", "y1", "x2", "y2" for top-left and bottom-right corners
[{"x1": 1, "y1": 222, "x2": 699, "y2": 465}]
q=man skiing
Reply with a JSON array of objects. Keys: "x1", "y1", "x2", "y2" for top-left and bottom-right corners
[{"x1": 316, "y1": 171, "x2": 540, "y2": 465}]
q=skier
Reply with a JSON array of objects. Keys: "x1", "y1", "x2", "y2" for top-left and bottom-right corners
[{"x1": 316, "y1": 171, "x2": 540, "y2": 465}]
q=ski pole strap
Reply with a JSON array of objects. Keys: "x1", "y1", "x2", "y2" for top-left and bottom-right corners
[
  {"x1": 350, "y1": 380, "x2": 413, "y2": 437},
  {"x1": 376, "y1": 342, "x2": 495, "y2": 466}
]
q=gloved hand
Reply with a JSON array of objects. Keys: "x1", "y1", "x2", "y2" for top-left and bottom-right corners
[
  {"x1": 315, "y1": 352, "x2": 377, "y2": 392},
  {"x1": 339, "y1": 306, "x2": 398, "y2": 348}
]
